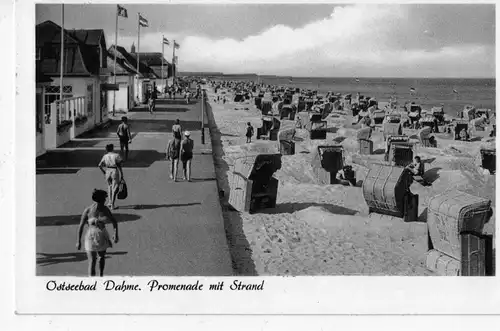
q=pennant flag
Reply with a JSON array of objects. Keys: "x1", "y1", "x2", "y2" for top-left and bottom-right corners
[
  {"x1": 163, "y1": 37, "x2": 170, "y2": 45},
  {"x1": 139, "y1": 14, "x2": 149, "y2": 27},
  {"x1": 117, "y1": 5, "x2": 128, "y2": 18},
  {"x1": 453, "y1": 89, "x2": 459, "y2": 94},
  {"x1": 174, "y1": 41, "x2": 180, "y2": 49}
]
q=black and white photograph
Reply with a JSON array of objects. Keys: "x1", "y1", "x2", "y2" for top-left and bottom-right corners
[
  {"x1": 10, "y1": 0, "x2": 500, "y2": 318},
  {"x1": 34, "y1": 2, "x2": 495, "y2": 278}
]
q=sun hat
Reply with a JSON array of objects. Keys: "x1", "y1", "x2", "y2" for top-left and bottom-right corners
[{"x1": 184, "y1": 131, "x2": 191, "y2": 136}]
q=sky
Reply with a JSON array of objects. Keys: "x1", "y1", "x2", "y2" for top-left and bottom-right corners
[{"x1": 36, "y1": 4, "x2": 495, "y2": 78}]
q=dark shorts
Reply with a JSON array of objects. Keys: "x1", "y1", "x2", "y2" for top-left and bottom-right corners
[
  {"x1": 181, "y1": 152, "x2": 193, "y2": 163},
  {"x1": 119, "y1": 137, "x2": 129, "y2": 147}
]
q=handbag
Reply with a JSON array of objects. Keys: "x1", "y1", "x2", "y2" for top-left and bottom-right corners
[{"x1": 117, "y1": 179, "x2": 128, "y2": 200}]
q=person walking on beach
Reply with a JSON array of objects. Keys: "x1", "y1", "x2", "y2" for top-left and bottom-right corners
[
  {"x1": 116, "y1": 116, "x2": 132, "y2": 161},
  {"x1": 166, "y1": 137, "x2": 181, "y2": 181},
  {"x1": 76, "y1": 189, "x2": 119, "y2": 277},
  {"x1": 245, "y1": 122, "x2": 254, "y2": 143},
  {"x1": 185, "y1": 90, "x2": 191, "y2": 104},
  {"x1": 180, "y1": 131, "x2": 194, "y2": 181},
  {"x1": 98, "y1": 144, "x2": 124, "y2": 210}
]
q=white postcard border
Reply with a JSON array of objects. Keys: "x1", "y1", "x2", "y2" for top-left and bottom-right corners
[{"x1": 14, "y1": 0, "x2": 500, "y2": 315}]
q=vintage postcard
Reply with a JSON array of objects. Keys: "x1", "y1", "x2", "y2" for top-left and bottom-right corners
[{"x1": 15, "y1": 0, "x2": 499, "y2": 314}]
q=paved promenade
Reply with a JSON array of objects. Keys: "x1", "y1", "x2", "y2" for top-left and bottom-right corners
[{"x1": 36, "y1": 96, "x2": 233, "y2": 276}]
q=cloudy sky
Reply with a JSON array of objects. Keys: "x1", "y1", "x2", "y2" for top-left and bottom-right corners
[{"x1": 36, "y1": 3, "x2": 495, "y2": 78}]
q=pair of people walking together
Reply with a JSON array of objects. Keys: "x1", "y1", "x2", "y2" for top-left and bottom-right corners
[{"x1": 167, "y1": 119, "x2": 194, "y2": 181}]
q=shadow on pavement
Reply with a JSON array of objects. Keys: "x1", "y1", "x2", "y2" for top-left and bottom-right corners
[
  {"x1": 190, "y1": 177, "x2": 217, "y2": 182},
  {"x1": 262, "y1": 203, "x2": 358, "y2": 215},
  {"x1": 119, "y1": 202, "x2": 201, "y2": 210},
  {"x1": 156, "y1": 99, "x2": 199, "y2": 106},
  {"x1": 36, "y1": 213, "x2": 141, "y2": 227},
  {"x1": 133, "y1": 107, "x2": 190, "y2": 113},
  {"x1": 205, "y1": 100, "x2": 258, "y2": 276},
  {"x1": 36, "y1": 251, "x2": 128, "y2": 266},
  {"x1": 36, "y1": 168, "x2": 80, "y2": 175},
  {"x1": 37, "y1": 149, "x2": 166, "y2": 169}
]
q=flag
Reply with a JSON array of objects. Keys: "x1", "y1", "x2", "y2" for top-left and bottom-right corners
[
  {"x1": 174, "y1": 41, "x2": 180, "y2": 49},
  {"x1": 163, "y1": 37, "x2": 170, "y2": 45},
  {"x1": 117, "y1": 5, "x2": 128, "y2": 18},
  {"x1": 139, "y1": 14, "x2": 149, "y2": 27},
  {"x1": 173, "y1": 56, "x2": 178, "y2": 64},
  {"x1": 453, "y1": 89, "x2": 459, "y2": 94}
]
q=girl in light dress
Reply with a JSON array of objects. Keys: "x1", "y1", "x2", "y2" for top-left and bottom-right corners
[{"x1": 76, "y1": 189, "x2": 119, "y2": 277}]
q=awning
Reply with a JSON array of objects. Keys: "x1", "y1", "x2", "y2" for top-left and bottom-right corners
[{"x1": 101, "y1": 83, "x2": 119, "y2": 91}]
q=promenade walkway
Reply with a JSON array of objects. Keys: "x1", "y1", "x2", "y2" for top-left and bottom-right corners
[{"x1": 36, "y1": 96, "x2": 233, "y2": 276}]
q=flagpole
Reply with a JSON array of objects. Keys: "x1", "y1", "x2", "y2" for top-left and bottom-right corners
[
  {"x1": 172, "y1": 40, "x2": 176, "y2": 86},
  {"x1": 59, "y1": 4, "x2": 64, "y2": 103},
  {"x1": 137, "y1": 12, "x2": 140, "y2": 101},
  {"x1": 113, "y1": 5, "x2": 119, "y2": 116},
  {"x1": 161, "y1": 35, "x2": 164, "y2": 93}
]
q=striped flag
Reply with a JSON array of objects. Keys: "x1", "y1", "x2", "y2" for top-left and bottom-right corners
[
  {"x1": 163, "y1": 37, "x2": 170, "y2": 45},
  {"x1": 139, "y1": 14, "x2": 149, "y2": 27},
  {"x1": 117, "y1": 5, "x2": 128, "y2": 18},
  {"x1": 174, "y1": 41, "x2": 180, "y2": 49}
]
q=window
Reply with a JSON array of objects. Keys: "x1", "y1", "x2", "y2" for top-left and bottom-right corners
[{"x1": 43, "y1": 85, "x2": 73, "y2": 123}]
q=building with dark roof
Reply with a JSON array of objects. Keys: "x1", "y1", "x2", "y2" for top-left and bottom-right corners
[{"x1": 36, "y1": 20, "x2": 111, "y2": 154}]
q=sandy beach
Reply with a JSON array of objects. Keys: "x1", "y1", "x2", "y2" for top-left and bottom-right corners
[{"x1": 206, "y1": 88, "x2": 495, "y2": 276}]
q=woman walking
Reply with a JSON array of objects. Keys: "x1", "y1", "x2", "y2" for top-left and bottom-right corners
[
  {"x1": 180, "y1": 131, "x2": 194, "y2": 181},
  {"x1": 172, "y1": 119, "x2": 182, "y2": 140},
  {"x1": 98, "y1": 144, "x2": 124, "y2": 210},
  {"x1": 76, "y1": 189, "x2": 119, "y2": 277}
]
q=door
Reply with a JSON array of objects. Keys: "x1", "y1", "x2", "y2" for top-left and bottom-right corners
[{"x1": 117, "y1": 85, "x2": 128, "y2": 111}]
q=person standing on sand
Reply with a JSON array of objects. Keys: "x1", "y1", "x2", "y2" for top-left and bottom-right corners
[
  {"x1": 98, "y1": 144, "x2": 124, "y2": 210},
  {"x1": 116, "y1": 116, "x2": 132, "y2": 161},
  {"x1": 180, "y1": 131, "x2": 194, "y2": 181},
  {"x1": 245, "y1": 122, "x2": 254, "y2": 143},
  {"x1": 76, "y1": 189, "x2": 119, "y2": 277}
]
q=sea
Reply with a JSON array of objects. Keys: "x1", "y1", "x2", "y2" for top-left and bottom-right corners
[{"x1": 218, "y1": 76, "x2": 496, "y2": 116}]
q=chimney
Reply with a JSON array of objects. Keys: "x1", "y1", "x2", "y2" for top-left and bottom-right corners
[{"x1": 131, "y1": 42, "x2": 136, "y2": 53}]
